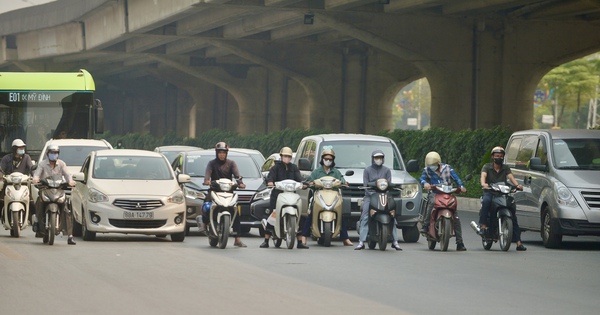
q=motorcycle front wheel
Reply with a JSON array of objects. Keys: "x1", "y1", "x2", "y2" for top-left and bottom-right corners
[
  {"x1": 12, "y1": 211, "x2": 20, "y2": 238},
  {"x1": 218, "y1": 215, "x2": 230, "y2": 249},
  {"x1": 499, "y1": 216, "x2": 513, "y2": 251},
  {"x1": 378, "y1": 222, "x2": 388, "y2": 251},
  {"x1": 440, "y1": 217, "x2": 451, "y2": 252},
  {"x1": 48, "y1": 212, "x2": 56, "y2": 246},
  {"x1": 285, "y1": 215, "x2": 296, "y2": 250},
  {"x1": 321, "y1": 221, "x2": 332, "y2": 247}
]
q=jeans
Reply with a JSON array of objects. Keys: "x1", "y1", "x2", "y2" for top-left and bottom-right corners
[{"x1": 358, "y1": 196, "x2": 399, "y2": 243}]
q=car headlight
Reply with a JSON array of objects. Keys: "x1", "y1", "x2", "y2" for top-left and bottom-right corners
[
  {"x1": 254, "y1": 188, "x2": 272, "y2": 201},
  {"x1": 184, "y1": 187, "x2": 206, "y2": 200},
  {"x1": 554, "y1": 181, "x2": 578, "y2": 207},
  {"x1": 88, "y1": 188, "x2": 109, "y2": 203},
  {"x1": 168, "y1": 190, "x2": 185, "y2": 204},
  {"x1": 401, "y1": 184, "x2": 419, "y2": 199}
]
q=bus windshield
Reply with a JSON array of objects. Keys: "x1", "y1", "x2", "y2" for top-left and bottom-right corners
[{"x1": 0, "y1": 70, "x2": 103, "y2": 160}]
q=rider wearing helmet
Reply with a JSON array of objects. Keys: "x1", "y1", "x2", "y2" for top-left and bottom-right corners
[
  {"x1": 299, "y1": 149, "x2": 353, "y2": 248},
  {"x1": 260, "y1": 147, "x2": 305, "y2": 248},
  {"x1": 202, "y1": 142, "x2": 247, "y2": 247},
  {"x1": 479, "y1": 146, "x2": 526, "y2": 251},
  {"x1": 355, "y1": 150, "x2": 402, "y2": 250},
  {"x1": 32, "y1": 144, "x2": 77, "y2": 245},
  {"x1": 0, "y1": 139, "x2": 34, "y2": 176},
  {"x1": 418, "y1": 151, "x2": 467, "y2": 251}
]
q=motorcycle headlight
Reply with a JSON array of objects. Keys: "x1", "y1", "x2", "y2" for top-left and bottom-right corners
[
  {"x1": 10, "y1": 175, "x2": 22, "y2": 184},
  {"x1": 322, "y1": 179, "x2": 334, "y2": 189},
  {"x1": 219, "y1": 182, "x2": 233, "y2": 192},
  {"x1": 168, "y1": 190, "x2": 185, "y2": 204},
  {"x1": 88, "y1": 188, "x2": 109, "y2": 203},
  {"x1": 401, "y1": 184, "x2": 419, "y2": 199},
  {"x1": 254, "y1": 188, "x2": 272, "y2": 201},
  {"x1": 554, "y1": 181, "x2": 578, "y2": 207},
  {"x1": 376, "y1": 179, "x2": 389, "y2": 191}
]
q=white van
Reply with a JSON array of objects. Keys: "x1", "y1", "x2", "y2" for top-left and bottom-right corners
[{"x1": 505, "y1": 129, "x2": 600, "y2": 248}]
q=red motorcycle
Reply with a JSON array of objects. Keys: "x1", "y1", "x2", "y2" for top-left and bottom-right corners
[{"x1": 422, "y1": 184, "x2": 460, "y2": 251}]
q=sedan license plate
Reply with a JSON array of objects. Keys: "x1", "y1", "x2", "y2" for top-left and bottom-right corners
[{"x1": 123, "y1": 211, "x2": 154, "y2": 219}]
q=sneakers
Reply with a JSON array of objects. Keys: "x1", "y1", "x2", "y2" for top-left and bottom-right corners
[
  {"x1": 259, "y1": 240, "x2": 269, "y2": 248},
  {"x1": 297, "y1": 242, "x2": 309, "y2": 249},
  {"x1": 477, "y1": 227, "x2": 487, "y2": 236},
  {"x1": 516, "y1": 244, "x2": 527, "y2": 251},
  {"x1": 354, "y1": 243, "x2": 365, "y2": 250},
  {"x1": 68, "y1": 236, "x2": 76, "y2": 245},
  {"x1": 456, "y1": 242, "x2": 467, "y2": 251},
  {"x1": 392, "y1": 243, "x2": 402, "y2": 251}
]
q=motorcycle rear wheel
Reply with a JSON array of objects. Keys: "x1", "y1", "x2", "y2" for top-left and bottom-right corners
[
  {"x1": 499, "y1": 216, "x2": 513, "y2": 251},
  {"x1": 218, "y1": 216, "x2": 230, "y2": 249},
  {"x1": 440, "y1": 217, "x2": 451, "y2": 251},
  {"x1": 378, "y1": 222, "x2": 388, "y2": 251},
  {"x1": 285, "y1": 215, "x2": 296, "y2": 250},
  {"x1": 321, "y1": 222, "x2": 332, "y2": 247},
  {"x1": 48, "y1": 212, "x2": 56, "y2": 246},
  {"x1": 12, "y1": 211, "x2": 20, "y2": 238}
]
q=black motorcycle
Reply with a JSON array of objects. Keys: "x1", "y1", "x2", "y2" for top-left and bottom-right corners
[
  {"x1": 359, "y1": 178, "x2": 401, "y2": 251},
  {"x1": 471, "y1": 183, "x2": 517, "y2": 251}
]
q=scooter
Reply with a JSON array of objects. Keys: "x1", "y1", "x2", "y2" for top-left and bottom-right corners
[
  {"x1": 470, "y1": 183, "x2": 517, "y2": 251},
  {"x1": 421, "y1": 184, "x2": 459, "y2": 251},
  {"x1": 36, "y1": 174, "x2": 67, "y2": 245},
  {"x1": 1, "y1": 172, "x2": 31, "y2": 237},
  {"x1": 310, "y1": 176, "x2": 343, "y2": 247},
  {"x1": 263, "y1": 179, "x2": 303, "y2": 249},
  {"x1": 358, "y1": 178, "x2": 400, "y2": 251},
  {"x1": 203, "y1": 178, "x2": 240, "y2": 249}
]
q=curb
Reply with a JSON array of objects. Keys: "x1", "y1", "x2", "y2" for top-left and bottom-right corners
[{"x1": 456, "y1": 197, "x2": 480, "y2": 213}]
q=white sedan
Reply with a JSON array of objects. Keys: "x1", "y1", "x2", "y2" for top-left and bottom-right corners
[{"x1": 71, "y1": 149, "x2": 190, "y2": 242}]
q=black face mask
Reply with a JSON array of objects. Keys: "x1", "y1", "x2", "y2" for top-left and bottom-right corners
[{"x1": 493, "y1": 158, "x2": 504, "y2": 165}]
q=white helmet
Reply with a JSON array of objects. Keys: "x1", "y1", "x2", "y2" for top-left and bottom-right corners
[
  {"x1": 425, "y1": 151, "x2": 441, "y2": 166},
  {"x1": 12, "y1": 139, "x2": 26, "y2": 147}
]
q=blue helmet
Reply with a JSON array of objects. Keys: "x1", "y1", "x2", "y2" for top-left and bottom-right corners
[{"x1": 202, "y1": 201, "x2": 212, "y2": 213}]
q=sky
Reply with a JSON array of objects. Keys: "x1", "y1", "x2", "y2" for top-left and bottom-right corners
[{"x1": 0, "y1": 0, "x2": 56, "y2": 14}]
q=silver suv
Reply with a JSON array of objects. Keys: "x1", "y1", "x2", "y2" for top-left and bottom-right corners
[
  {"x1": 292, "y1": 134, "x2": 422, "y2": 242},
  {"x1": 505, "y1": 129, "x2": 600, "y2": 248}
]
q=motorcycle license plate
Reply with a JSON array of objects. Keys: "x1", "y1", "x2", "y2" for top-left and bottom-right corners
[{"x1": 123, "y1": 211, "x2": 154, "y2": 219}]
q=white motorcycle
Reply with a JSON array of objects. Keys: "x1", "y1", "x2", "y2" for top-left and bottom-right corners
[
  {"x1": 1, "y1": 172, "x2": 31, "y2": 237},
  {"x1": 264, "y1": 180, "x2": 303, "y2": 249},
  {"x1": 203, "y1": 178, "x2": 240, "y2": 249}
]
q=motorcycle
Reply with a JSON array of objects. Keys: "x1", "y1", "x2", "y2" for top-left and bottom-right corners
[
  {"x1": 36, "y1": 174, "x2": 68, "y2": 245},
  {"x1": 202, "y1": 178, "x2": 240, "y2": 249},
  {"x1": 1, "y1": 172, "x2": 31, "y2": 237},
  {"x1": 421, "y1": 183, "x2": 460, "y2": 251},
  {"x1": 310, "y1": 176, "x2": 343, "y2": 247},
  {"x1": 358, "y1": 178, "x2": 400, "y2": 251},
  {"x1": 470, "y1": 182, "x2": 517, "y2": 251},
  {"x1": 263, "y1": 179, "x2": 303, "y2": 249}
]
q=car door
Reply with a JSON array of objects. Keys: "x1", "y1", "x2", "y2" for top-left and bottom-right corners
[
  {"x1": 507, "y1": 134, "x2": 539, "y2": 228},
  {"x1": 71, "y1": 154, "x2": 92, "y2": 224}
]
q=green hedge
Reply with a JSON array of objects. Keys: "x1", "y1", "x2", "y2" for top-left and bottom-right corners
[{"x1": 99, "y1": 126, "x2": 512, "y2": 198}]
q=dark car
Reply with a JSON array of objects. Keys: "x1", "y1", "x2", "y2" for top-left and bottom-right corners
[{"x1": 171, "y1": 149, "x2": 267, "y2": 235}]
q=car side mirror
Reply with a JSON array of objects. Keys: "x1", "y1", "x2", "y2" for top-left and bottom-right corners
[
  {"x1": 406, "y1": 159, "x2": 419, "y2": 173},
  {"x1": 72, "y1": 172, "x2": 86, "y2": 183},
  {"x1": 529, "y1": 157, "x2": 547, "y2": 172},
  {"x1": 178, "y1": 174, "x2": 191, "y2": 184},
  {"x1": 298, "y1": 158, "x2": 312, "y2": 171}
]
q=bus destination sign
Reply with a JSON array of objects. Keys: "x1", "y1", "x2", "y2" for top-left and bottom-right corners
[{"x1": 3, "y1": 91, "x2": 72, "y2": 103}]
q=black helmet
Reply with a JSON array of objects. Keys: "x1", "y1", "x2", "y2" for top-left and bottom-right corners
[{"x1": 491, "y1": 146, "x2": 505, "y2": 155}]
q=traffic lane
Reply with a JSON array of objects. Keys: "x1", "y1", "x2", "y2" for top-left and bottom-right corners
[{"x1": 0, "y1": 229, "x2": 409, "y2": 315}]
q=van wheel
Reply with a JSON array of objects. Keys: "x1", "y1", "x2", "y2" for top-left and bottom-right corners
[
  {"x1": 402, "y1": 226, "x2": 420, "y2": 243},
  {"x1": 542, "y1": 209, "x2": 562, "y2": 248}
]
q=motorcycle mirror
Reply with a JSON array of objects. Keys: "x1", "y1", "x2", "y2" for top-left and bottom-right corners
[{"x1": 345, "y1": 170, "x2": 354, "y2": 176}]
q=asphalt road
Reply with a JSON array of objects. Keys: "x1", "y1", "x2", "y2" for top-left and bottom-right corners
[{"x1": 1, "y1": 211, "x2": 599, "y2": 315}]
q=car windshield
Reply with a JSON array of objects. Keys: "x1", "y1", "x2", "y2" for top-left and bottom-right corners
[
  {"x1": 160, "y1": 151, "x2": 181, "y2": 164},
  {"x1": 93, "y1": 156, "x2": 173, "y2": 180},
  {"x1": 320, "y1": 140, "x2": 403, "y2": 170},
  {"x1": 552, "y1": 138, "x2": 600, "y2": 170},
  {"x1": 42, "y1": 146, "x2": 108, "y2": 166},
  {"x1": 184, "y1": 155, "x2": 261, "y2": 178}
]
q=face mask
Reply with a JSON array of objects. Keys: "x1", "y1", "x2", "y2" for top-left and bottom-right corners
[
  {"x1": 428, "y1": 165, "x2": 438, "y2": 172},
  {"x1": 374, "y1": 158, "x2": 383, "y2": 166},
  {"x1": 494, "y1": 158, "x2": 504, "y2": 165},
  {"x1": 323, "y1": 160, "x2": 332, "y2": 167},
  {"x1": 17, "y1": 149, "x2": 25, "y2": 155},
  {"x1": 48, "y1": 153, "x2": 58, "y2": 161},
  {"x1": 282, "y1": 156, "x2": 292, "y2": 164}
]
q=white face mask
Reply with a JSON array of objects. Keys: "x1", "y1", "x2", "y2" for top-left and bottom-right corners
[
  {"x1": 428, "y1": 165, "x2": 438, "y2": 172},
  {"x1": 374, "y1": 158, "x2": 383, "y2": 166},
  {"x1": 323, "y1": 160, "x2": 332, "y2": 167},
  {"x1": 17, "y1": 149, "x2": 25, "y2": 155}
]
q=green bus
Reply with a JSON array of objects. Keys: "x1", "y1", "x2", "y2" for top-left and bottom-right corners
[{"x1": 0, "y1": 69, "x2": 104, "y2": 160}]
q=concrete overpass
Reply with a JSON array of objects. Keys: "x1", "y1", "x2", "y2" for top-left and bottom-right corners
[{"x1": 1, "y1": 0, "x2": 600, "y2": 137}]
